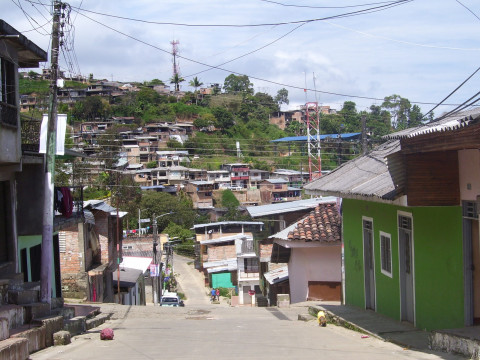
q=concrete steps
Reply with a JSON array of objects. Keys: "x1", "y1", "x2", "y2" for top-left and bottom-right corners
[
  {"x1": 430, "y1": 330, "x2": 480, "y2": 359},
  {"x1": 0, "y1": 338, "x2": 28, "y2": 360},
  {"x1": 0, "y1": 271, "x2": 111, "y2": 359}
]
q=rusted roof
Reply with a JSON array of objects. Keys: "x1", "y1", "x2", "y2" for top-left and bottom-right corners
[{"x1": 286, "y1": 203, "x2": 341, "y2": 243}]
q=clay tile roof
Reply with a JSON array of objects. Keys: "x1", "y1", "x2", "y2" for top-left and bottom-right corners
[{"x1": 288, "y1": 203, "x2": 341, "y2": 243}]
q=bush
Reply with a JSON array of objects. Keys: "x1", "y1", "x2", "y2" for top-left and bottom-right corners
[{"x1": 218, "y1": 287, "x2": 232, "y2": 298}]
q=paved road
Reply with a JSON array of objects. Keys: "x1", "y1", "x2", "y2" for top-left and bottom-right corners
[
  {"x1": 173, "y1": 254, "x2": 212, "y2": 306},
  {"x1": 30, "y1": 255, "x2": 463, "y2": 360}
]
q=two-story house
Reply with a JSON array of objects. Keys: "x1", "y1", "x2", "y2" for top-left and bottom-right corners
[{"x1": 193, "y1": 221, "x2": 263, "y2": 305}]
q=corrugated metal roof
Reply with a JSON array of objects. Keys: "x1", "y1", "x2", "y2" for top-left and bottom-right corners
[
  {"x1": 247, "y1": 197, "x2": 337, "y2": 217},
  {"x1": 304, "y1": 140, "x2": 401, "y2": 201},
  {"x1": 83, "y1": 210, "x2": 95, "y2": 225},
  {"x1": 189, "y1": 181, "x2": 214, "y2": 186},
  {"x1": 384, "y1": 108, "x2": 480, "y2": 139},
  {"x1": 265, "y1": 178, "x2": 288, "y2": 184},
  {"x1": 200, "y1": 234, "x2": 251, "y2": 245},
  {"x1": 264, "y1": 266, "x2": 289, "y2": 285},
  {"x1": 193, "y1": 221, "x2": 264, "y2": 229}
]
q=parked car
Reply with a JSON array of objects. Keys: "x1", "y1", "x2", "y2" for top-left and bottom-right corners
[
  {"x1": 228, "y1": 185, "x2": 243, "y2": 191},
  {"x1": 160, "y1": 292, "x2": 184, "y2": 307}
]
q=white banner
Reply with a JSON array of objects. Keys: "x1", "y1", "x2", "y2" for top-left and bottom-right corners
[{"x1": 39, "y1": 114, "x2": 67, "y2": 155}]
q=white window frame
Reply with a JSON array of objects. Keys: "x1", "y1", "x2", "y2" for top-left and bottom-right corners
[{"x1": 379, "y1": 231, "x2": 392, "y2": 278}]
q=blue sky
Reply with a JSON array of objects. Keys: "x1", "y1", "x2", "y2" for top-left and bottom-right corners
[{"x1": 4, "y1": 0, "x2": 480, "y2": 116}]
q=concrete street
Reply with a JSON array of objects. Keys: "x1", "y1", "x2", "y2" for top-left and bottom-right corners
[{"x1": 30, "y1": 255, "x2": 464, "y2": 360}]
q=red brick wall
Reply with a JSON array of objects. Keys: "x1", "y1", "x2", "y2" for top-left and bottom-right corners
[
  {"x1": 206, "y1": 245, "x2": 236, "y2": 262},
  {"x1": 59, "y1": 224, "x2": 82, "y2": 274}
]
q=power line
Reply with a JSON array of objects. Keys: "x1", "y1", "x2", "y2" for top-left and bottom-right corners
[
  {"x1": 455, "y1": 0, "x2": 480, "y2": 22},
  {"x1": 36, "y1": 0, "x2": 413, "y2": 28},
  {"x1": 422, "y1": 65, "x2": 480, "y2": 120},
  {"x1": 65, "y1": 7, "x2": 463, "y2": 107},
  {"x1": 258, "y1": 0, "x2": 404, "y2": 9}
]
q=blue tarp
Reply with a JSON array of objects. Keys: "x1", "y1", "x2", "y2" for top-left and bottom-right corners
[{"x1": 271, "y1": 133, "x2": 361, "y2": 142}]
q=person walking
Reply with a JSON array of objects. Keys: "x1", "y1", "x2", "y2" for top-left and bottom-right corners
[
  {"x1": 215, "y1": 288, "x2": 220, "y2": 302},
  {"x1": 210, "y1": 288, "x2": 216, "y2": 302}
]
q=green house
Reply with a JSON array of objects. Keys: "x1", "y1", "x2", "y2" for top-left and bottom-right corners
[{"x1": 305, "y1": 109, "x2": 480, "y2": 331}]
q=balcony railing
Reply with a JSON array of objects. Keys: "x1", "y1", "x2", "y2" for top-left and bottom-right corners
[
  {"x1": 20, "y1": 116, "x2": 41, "y2": 153},
  {"x1": 1, "y1": 102, "x2": 18, "y2": 127},
  {"x1": 241, "y1": 240, "x2": 255, "y2": 255}
]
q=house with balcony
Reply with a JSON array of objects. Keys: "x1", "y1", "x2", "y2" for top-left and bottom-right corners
[
  {"x1": 0, "y1": 19, "x2": 47, "y2": 289},
  {"x1": 207, "y1": 170, "x2": 231, "y2": 189},
  {"x1": 187, "y1": 168, "x2": 207, "y2": 181},
  {"x1": 271, "y1": 169, "x2": 307, "y2": 188},
  {"x1": 185, "y1": 181, "x2": 214, "y2": 209},
  {"x1": 249, "y1": 169, "x2": 270, "y2": 188},
  {"x1": 193, "y1": 221, "x2": 263, "y2": 305},
  {"x1": 156, "y1": 150, "x2": 189, "y2": 167},
  {"x1": 221, "y1": 163, "x2": 250, "y2": 189},
  {"x1": 259, "y1": 178, "x2": 301, "y2": 203}
]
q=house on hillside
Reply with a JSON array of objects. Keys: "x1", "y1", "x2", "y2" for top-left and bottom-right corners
[
  {"x1": 304, "y1": 108, "x2": 480, "y2": 330},
  {"x1": 270, "y1": 202, "x2": 342, "y2": 304},
  {"x1": 59, "y1": 200, "x2": 126, "y2": 303},
  {"x1": 259, "y1": 178, "x2": 301, "y2": 203},
  {"x1": 185, "y1": 181, "x2": 214, "y2": 209},
  {"x1": 221, "y1": 163, "x2": 250, "y2": 189},
  {"x1": 193, "y1": 221, "x2": 263, "y2": 305},
  {"x1": 247, "y1": 197, "x2": 337, "y2": 305}
]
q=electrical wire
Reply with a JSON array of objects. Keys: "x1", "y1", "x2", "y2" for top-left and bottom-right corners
[
  {"x1": 66, "y1": 7, "x2": 462, "y2": 107},
  {"x1": 455, "y1": 0, "x2": 480, "y2": 22},
  {"x1": 421, "y1": 65, "x2": 480, "y2": 120},
  {"x1": 258, "y1": 0, "x2": 405, "y2": 9},
  {"x1": 41, "y1": 0, "x2": 413, "y2": 28}
]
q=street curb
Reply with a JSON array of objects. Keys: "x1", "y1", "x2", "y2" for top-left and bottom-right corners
[{"x1": 308, "y1": 306, "x2": 384, "y2": 342}]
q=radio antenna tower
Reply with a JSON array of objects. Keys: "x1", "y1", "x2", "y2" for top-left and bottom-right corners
[
  {"x1": 171, "y1": 40, "x2": 180, "y2": 91},
  {"x1": 306, "y1": 102, "x2": 322, "y2": 181}
]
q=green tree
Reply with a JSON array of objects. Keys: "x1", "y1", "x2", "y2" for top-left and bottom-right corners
[
  {"x1": 274, "y1": 88, "x2": 289, "y2": 108},
  {"x1": 163, "y1": 222, "x2": 194, "y2": 242},
  {"x1": 223, "y1": 74, "x2": 254, "y2": 95},
  {"x1": 339, "y1": 101, "x2": 360, "y2": 132},
  {"x1": 382, "y1": 94, "x2": 411, "y2": 130},
  {"x1": 189, "y1": 77, "x2": 204, "y2": 105},
  {"x1": 220, "y1": 189, "x2": 241, "y2": 221},
  {"x1": 212, "y1": 107, "x2": 235, "y2": 133},
  {"x1": 141, "y1": 191, "x2": 196, "y2": 231},
  {"x1": 170, "y1": 73, "x2": 185, "y2": 92},
  {"x1": 189, "y1": 76, "x2": 203, "y2": 91},
  {"x1": 149, "y1": 79, "x2": 165, "y2": 86},
  {"x1": 193, "y1": 113, "x2": 215, "y2": 130}
]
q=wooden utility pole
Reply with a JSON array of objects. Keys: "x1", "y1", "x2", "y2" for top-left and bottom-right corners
[{"x1": 40, "y1": 0, "x2": 61, "y2": 304}]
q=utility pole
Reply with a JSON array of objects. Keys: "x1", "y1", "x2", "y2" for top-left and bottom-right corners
[
  {"x1": 361, "y1": 114, "x2": 368, "y2": 155},
  {"x1": 40, "y1": 0, "x2": 61, "y2": 304},
  {"x1": 152, "y1": 214, "x2": 158, "y2": 305},
  {"x1": 116, "y1": 172, "x2": 121, "y2": 304}
]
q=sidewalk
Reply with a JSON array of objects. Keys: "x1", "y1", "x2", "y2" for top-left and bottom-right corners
[{"x1": 305, "y1": 302, "x2": 478, "y2": 359}]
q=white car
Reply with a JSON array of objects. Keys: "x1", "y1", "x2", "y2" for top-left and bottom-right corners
[
  {"x1": 229, "y1": 185, "x2": 243, "y2": 191},
  {"x1": 160, "y1": 292, "x2": 184, "y2": 307}
]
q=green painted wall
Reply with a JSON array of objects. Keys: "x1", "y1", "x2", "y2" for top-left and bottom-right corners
[
  {"x1": 18, "y1": 235, "x2": 58, "y2": 298},
  {"x1": 343, "y1": 199, "x2": 464, "y2": 330},
  {"x1": 212, "y1": 272, "x2": 234, "y2": 288}
]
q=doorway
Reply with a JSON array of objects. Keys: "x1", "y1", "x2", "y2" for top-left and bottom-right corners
[
  {"x1": 399, "y1": 214, "x2": 415, "y2": 323},
  {"x1": 363, "y1": 218, "x2": 375, "y2": 310},
  {"x1": 463, "y1": 201, "x2": 480, "y2": 326}
]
